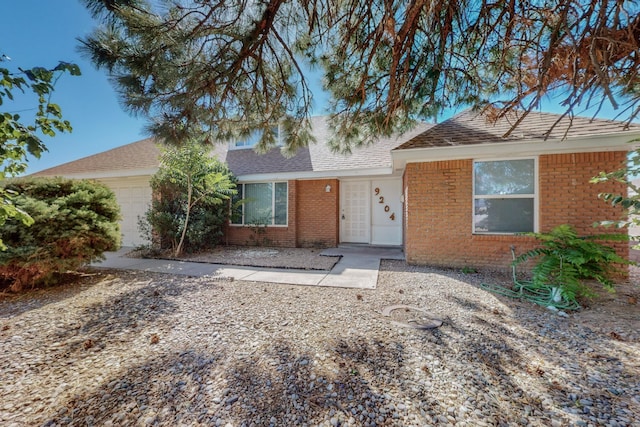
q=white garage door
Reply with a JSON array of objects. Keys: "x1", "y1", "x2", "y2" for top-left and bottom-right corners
[{"x1": 100, "y1": 177, "x2": 152, "y2": 247}]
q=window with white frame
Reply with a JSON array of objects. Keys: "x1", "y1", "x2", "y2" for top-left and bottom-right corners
[
  {"x1": 473, "y1": 158, "x2": 536, "y2": 233},
  {"x1": 232, "y1": 126, "x2": 281, "y2": 149},
  {"x1": 231, "y1": 182, "x2": 288, "y2": 225}
]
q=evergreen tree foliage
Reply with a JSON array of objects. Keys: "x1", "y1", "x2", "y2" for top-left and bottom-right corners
[
  {"x1": 0, "y1": 178, "x2": 121, "y2": 292},
  {"x1": 141, "y1": 140, "x2": 237, "y2": 256},
  {"x1": 80, "y1": 0, "x2": 639, "y2": 152}
]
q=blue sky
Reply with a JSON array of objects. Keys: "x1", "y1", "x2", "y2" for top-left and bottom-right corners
[
  {"x1": 2, "y1": 1, "x2": 634, "y2": 174},
  {"x1": 0, "y1": 1, "x2": 325, "y2": 174},
  {"x1": 2, "y1": 1, "x2": 148, "y2": 174}
]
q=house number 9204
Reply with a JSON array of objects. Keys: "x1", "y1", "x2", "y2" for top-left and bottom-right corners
[{"x1": 374, "y1": 187, "x2": 395, "y2": 221}]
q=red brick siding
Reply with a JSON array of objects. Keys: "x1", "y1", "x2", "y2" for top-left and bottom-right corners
[
  {"x1": 224, "y1": 179, "x2": 339, "y2": 248},
  {"x1": 539, "y1": 152, "x2": 629, "y2": 267},
  {"x1": 404, "y1": 151, "x2": 628, "y2": 269},
  {"x1": 539, "y1": 153, "x2": 624, "y2": 233},
  {"x1": 296, "y1": 179, "x2": 339, "y2": 247}
]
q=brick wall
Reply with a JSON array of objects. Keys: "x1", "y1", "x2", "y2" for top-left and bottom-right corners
[
  {"x1": 296, "y1": 179, "x2": 339, "y2": 247},
  {"x1": 539, "y1": 152, "x2": 625, "y2": 233},
  {"x1": 404, "y1": 151, "x2": 628, "y2": 269},
  {"x1": 224, "y1": 179, "x2": 339, "y2": 248}
]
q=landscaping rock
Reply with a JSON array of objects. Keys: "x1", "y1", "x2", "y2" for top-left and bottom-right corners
[{"x1": 0, "y1": 262, "x2": 638, "y2": 426}]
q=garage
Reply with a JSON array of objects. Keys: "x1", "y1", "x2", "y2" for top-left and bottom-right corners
[
  {"x1": 28, "y1": 138, "x2": 161, "y2": 248},
  {"x1": 99, "y1": 176, "x2": 153, "y2": 247}
]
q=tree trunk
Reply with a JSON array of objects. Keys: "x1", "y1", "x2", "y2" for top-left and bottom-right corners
[{"x1": 175, "y1": 180, "x2": 192, "y2": 257}]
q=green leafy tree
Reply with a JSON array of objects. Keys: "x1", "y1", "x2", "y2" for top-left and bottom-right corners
[
  {"x1": 591, "y1": 143, "x2": 640, "y2": 246},
  {"x1": 0, "y1": 56, "x2": 80, "y2": 248},
  {"x1": 0, "y1": 177, "x2": 120, "y2": 292},
  {"x1": 144, "y1": 140, "x2": 237, "y2": 256},
  {"x1": 80, "y1": 0, "x2": 639, "y2": 152}
]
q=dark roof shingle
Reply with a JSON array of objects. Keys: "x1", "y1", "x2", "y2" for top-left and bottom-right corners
[
  {"x1": 226, "y1": 146, "x2": 313, "y2": 176},
  {"x1": 225, "y1": 116, "x2": 433, "y2": 175},
  {"x1": 396, "y1": 109, "x2": 640, "y2": 150}
]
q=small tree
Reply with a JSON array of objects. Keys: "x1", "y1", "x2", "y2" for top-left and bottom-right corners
[
  {"x1": 143, "y1": 140, "x2": 237, "y2": 256},
  {"x1": 0, "y1": 58, "x2": 80, "y2": 248}
]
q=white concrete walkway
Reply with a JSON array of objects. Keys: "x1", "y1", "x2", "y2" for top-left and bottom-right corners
[{"x1": 92, "y1": 246, "x2": 404, "y2": 289}]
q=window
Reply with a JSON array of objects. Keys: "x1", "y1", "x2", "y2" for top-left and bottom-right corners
[
  {"x1": 233, "y1": 130, "x2": 261, "y2": 148},
  {"x1": 231, "y1": 182, "x2": 288, "y2": 225},
  {"x1": 473, "y1": 159, "x2": 536, "y2": 233},
  {"x1": 232, "y1": 126, "x2": 281, "y2": 149}
]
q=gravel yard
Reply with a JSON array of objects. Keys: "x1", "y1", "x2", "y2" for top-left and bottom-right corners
[
  {"x1": 134, "y1": 246, "x2": 341, "y2": 271},
  {"x1": 1, "y1": 260, "x2": 639, "y2": 427}
]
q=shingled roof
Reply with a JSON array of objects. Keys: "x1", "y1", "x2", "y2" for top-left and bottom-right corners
[
  {"x1": 395, "y1": 109, "x2": 640, "y2": 150},
  {"x1": 307, "y1": 117, "x2": 431, "y2": 172},
  {"x1": 227, "y1": 116, "x2": 432, "y2": 176},
  {"x1": 33, "y1": 117, "x2": 432, "y2": 179},
  {"x1": 31, "y1": 138, "x2": 162, "y2": 177}
]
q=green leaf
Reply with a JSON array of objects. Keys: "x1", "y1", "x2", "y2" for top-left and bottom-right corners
[{"x1": 513, "y1": 224, "x2": 629, "y2": 300}]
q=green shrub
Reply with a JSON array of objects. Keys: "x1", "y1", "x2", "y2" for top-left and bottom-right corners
[
  {"x1": 140, "y1": 142, "x2": 236, "y2": 255},
  {"x1": 141, "y1": 180, "x2": 232, "y2": 253},
  {"x1": 0, "y1": 177, "x2": 121, "y2": 291},
  {"x1": 513, "y1": 224, "x2": 630, "y2": 301}
]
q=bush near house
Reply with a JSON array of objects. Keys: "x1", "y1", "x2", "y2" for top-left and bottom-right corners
[
  {"x1": 513, "y1": 224, "x2": 630, "y2": 302},
  {"x1": 140, "y1": 180, "x2": 233, "y2": 253},
  {"x1": 139, "y1": 141, "x2": 237, "y2": 255},
  {"x1": 0, "y1": 177, "x2": 120, "y2": 292}
]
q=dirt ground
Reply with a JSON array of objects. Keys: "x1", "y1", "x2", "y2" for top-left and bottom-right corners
[
  {"x1": 569, "y1": 267, "x2": 640, "y2": 339},
  {"x1": 1, "y1": 262, "x2": 638, "y2": 426}
]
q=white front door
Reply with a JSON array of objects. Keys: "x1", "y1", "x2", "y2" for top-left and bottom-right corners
[
  {"x1": 340, "y1": 180, "x2": 371, "y2": 243},
  {"x1": 370, "y1": 178, "x2": 402, "y2": 245},
  {"x1": 340, "y1": 178, "x2": 403, "y2": 245}
]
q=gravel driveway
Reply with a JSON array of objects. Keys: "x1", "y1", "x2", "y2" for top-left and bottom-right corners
[{"x1": 1, "y1": 261, "x2": 638, "y2": 426}]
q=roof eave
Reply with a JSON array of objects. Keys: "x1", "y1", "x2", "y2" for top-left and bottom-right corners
[
  {"x1": 237, "y1": 166, "x2": 394, "y2": 182},
  {"x1": 392, "y1": 132, "x2": 640, "y2": 171},
  {"x1": 34, "y1": 167, "x2": 159, "y2": 180}
]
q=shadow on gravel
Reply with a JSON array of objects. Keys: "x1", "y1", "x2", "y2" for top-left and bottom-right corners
[
  {"x1": 47, "y1": 272, "x2": 223, "y2": 354},
  {"x1": 41, "y1": 337, "x2": 452, "y2": 426},
  {"x1": 417, "y1": 319, "x2": 551, "y2": 424},
  {"x1": 0, "y1": 270, "x2": 106, "y2": 318},
  {"x1": 30, "y1": 311, "x2": 640, "y2": 426},
  {"x1": 38, "y1": 332, "x2": 558, "y2": 426},
  {"x1": 36, "y1": 341, "x2": 400, "y2": 426},
  {"x1": 410, "y1": 271, "x2": 639, "y2": 425},
  {"x1": 9, "y1": 262, "x2": 639, "y2": 426}
]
